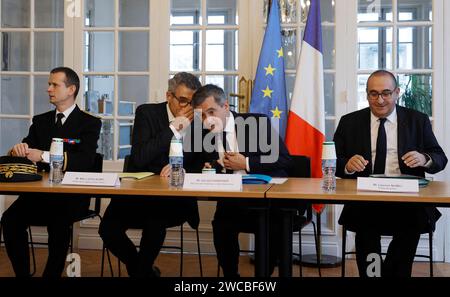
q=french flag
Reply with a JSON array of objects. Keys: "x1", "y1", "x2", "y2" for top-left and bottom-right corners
[{"x1": 285, "y1": 0, "x2": 325, "y2": 212}]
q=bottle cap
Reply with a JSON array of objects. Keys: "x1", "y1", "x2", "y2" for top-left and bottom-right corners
[
  {"x1": 169, "y1": 139, "x2": 183, "y2": 157},
  {"x1": 322, "y1": 141, "x2": 336, "y2": 160},
  {"x1": 202, "y1": 168, "x2": 216, "y2": 174},
  {"x1": 50, "y1": 138, "x2": 64, "y2": 156}
]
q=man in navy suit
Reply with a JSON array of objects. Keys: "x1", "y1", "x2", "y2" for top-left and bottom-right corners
[
  {"x1": 334, "y1": 70, "x2": 447, "y2": 277},
  {"x1": 2, "y1": 67, "x2": 101, "y2": 277},
  {"x1": 99, "y1": 72, "x2": 201, "y2": 277},
  {"x1": 189, "y1": 84, "x2": 302, "y2": 277}
]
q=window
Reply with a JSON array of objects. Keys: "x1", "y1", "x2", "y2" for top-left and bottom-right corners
[
  {"x1": 170, "y1": 0, "x2": 239, "y2": 110},
  {"x1": 82, "y1": 0, "x2": 150, "y2": 161},
  {"x1": 0, "y1": 0, "x2": 63, "y2": 154},
  {"x1": 357, "y1": 0, "x2": 433, "y2": 116}
]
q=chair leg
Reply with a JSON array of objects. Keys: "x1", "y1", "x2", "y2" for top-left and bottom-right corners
[
  {"x1": 100, "y1": 245, "x2": 105, "y2": 277},
  {"x1": 429, "y1": 231, "x2": 433, "y2": 277},
  {"x1": 118, "y1": 257, "x2": 121, "y2": 277},
  {"x1": 106, "y1": 248, "x2": 114, "y2": 277},
  {"x1": 311, "y1": 221, "x2": 321, "y2": 277},
  {"x1": 28, "y1": 226, "x2": 37, "y2": 277},
  {"x1": 298, "y1": 230, "x2": 303, "y2": 277},
  {"x1": 196, "y1": 228, "x2": 203, "y2": 277},
  {"x1": 341, "y1": 227, "x2": 346, "y2": 277},
  {"x1": 180, "y1": 224, "x2": 184, "y2": 277},
  {"x1": 100, "y1": 244, "x2": 115, "y2": 277},
  {"x1": 69, "y1": 224, "x2": 74, "y2": 254}
]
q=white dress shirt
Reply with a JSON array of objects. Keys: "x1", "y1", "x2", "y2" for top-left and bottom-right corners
[
  {"x1": 370, "y1": 108, "x2": 400, "y2": 175},
  {"x1": 216, "y1": 113, "x2": 249, "y2": 174},
  {"x1": 41, "y1": 104, "x2": 77, "y2": 163}
]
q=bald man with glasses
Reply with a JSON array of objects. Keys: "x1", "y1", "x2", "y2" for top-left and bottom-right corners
[{"x1": 334, "y1": 70, "x2": 447, "y2": 277}]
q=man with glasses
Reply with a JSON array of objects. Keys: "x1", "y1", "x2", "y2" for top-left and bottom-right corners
[
  {"x1": 333, "y1": 70, "x2": 447, "y2": 277},
  {"x1": 99, "y1": 72, "x2": 201, "y2": 277}
]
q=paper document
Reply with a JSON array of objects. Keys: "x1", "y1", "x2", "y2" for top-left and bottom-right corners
[{"x1": 119, "y1": 172, "x2": 154, "y2": 180}]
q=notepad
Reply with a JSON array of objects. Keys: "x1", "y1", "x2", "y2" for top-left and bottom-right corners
[
  {"x1": 118, "y1": 172, "x2": 154, "y2": 180},
  {"x1": 369, "y1": 174, "x2": 431, "y2": 187}
]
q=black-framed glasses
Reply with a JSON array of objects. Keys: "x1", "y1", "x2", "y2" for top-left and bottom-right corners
[
  {"x1": 171, "y1": 92, "x2": 191, "y2": 107},
  {"x1": 367, "y1": 89, "x2": 396, "y2": 101}
]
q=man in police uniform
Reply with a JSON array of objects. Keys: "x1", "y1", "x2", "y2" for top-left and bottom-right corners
[{"x1": 1, "y1": 67, "x2": 101, "y2": 277}]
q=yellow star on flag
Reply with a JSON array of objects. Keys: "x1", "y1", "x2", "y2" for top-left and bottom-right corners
[
  {"x1": 262, "y1": 86, "x2": 274, "y2": 98},
  {"x1": 264, "y1": 64, "x2": 276, "y2": 76},
  {"x1": 277, "y1": 47, "x2": 284, "y2": 58},
  {"x1": 271, "y1": 106, "x2": 283, "y2": 118}
]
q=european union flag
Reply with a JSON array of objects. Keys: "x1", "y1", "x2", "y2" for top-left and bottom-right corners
[{"x1": 250, "y1": 0, "x2": 288, "y2": 139}]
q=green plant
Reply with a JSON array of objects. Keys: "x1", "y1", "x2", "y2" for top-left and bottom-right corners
[{"x1": 399, "y1": 75, "x2": 432, "y2": 116}]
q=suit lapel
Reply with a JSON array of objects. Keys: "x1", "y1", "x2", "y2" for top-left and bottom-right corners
[
  {"x1": 362, "y1": 108, "x2": 372, "y2": 172},
  {"x1": 231, "y1": 111, "x2": 249, "y2": 156},
  {"x1": 396, "y1": 105, "x2": 408, "y2": 171},
  {"x1": 61, "y1": 105, "x2": 81, "y2": 133},
  {"x1": 45, "y1": 110, "x2": 57, "y2": 147}
]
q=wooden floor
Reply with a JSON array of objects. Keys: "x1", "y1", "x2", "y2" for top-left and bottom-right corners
[{"x1": 1, "y1": 247, "x2": 449, "y2": 277}]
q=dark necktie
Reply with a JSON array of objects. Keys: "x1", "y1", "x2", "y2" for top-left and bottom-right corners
[
  {"x1": 222, "y1": 131, "x2": 230, "y2": 152},
  {"x1": 56, "y1": 113, "x2": 65, "y2": 129},
  {"x1": 220, "y1": 131, "x2": 233, "y2": 174},
  {"x1": 373, "y1": 118, "x2": 387, "y2": 174}
]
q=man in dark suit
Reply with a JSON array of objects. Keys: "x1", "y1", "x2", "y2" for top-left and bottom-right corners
[
  {"x1": 334, "y1": 70, "x2": 447, "y2": 277},
  {"x1": 98, "y1": 72, "x2": 201, "y2": 277},
  {"x1": 189, "y1": 84, "x2": 299, "y2": 277},
  {"x1": 2, "y1": 67, "x2": 101, "y2": 277}
]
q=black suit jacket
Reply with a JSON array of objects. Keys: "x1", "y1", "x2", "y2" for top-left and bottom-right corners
[
  {"x1": 124, "y1": 102, "x2": 199, "y2": 228},
  {"x1": 334, "y1": 105, "x2": 448, "y2": 233},
  {"x1": 186, "y1": 112, "x2": 291, "y2": 177},
  {"x1": 20, "y1": 105, "x2": 101, "y2": 220},
  {"x1": 23, "y1": 105, "x2": 101, "y2": 173},
  {"x1": 186, "y1": 112, "x2": 298, "y2": 217},
  {"x1": 128, "y1": 102, "x2": 174, "y2": 174}
]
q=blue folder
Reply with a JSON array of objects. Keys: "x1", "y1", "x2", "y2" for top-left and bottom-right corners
[{"x1": 242, "y1": 174, "x2": 272, "y2": 184}]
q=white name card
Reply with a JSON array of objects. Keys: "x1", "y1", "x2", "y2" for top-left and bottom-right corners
[
  {"x1": 183, "y1": 173, "x2": 242, "y2": 191},
  {"x1": 62, "y1": 172, "x2": 120, "y2": 187},
  {"x1": 357, "y1": 177, "x2": 419, "y2": 193}
]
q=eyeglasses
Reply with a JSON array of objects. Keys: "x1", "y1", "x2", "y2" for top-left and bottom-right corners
[
  {"x1": 367, "y1": 89, "x2": 396, "y2": 101},
  {"x1": 171, "y1": 93, "x2": 191, "y2": 107}
]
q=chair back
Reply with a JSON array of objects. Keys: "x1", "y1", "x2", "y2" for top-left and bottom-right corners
[
  {"x1": 123, "y1": 154, "x2": 130, "y2": 172},
  {"x1": 288, "y1": 155, "x2": 311, "y2": 178},
  {"x1": 288, "y1": 155, "x2": 313, "y2": 223}
]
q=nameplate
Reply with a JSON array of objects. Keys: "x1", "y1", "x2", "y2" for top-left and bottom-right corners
[
  {"x1": 183, "y1": 173, "x2": 242, "y2": 191},
  {"x1": 357, "y1": 177, "x2": 419, "y2": 193},
  {"x1": 62, "y1": 172, "x2": 120, "y2": 187}
]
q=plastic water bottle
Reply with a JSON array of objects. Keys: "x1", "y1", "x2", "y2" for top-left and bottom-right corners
[
  {"x1": 49, "y1": 138, "x2": 64, "y2": 184},
  {"x1": 321, "y1": 142, "x2": 336, "y2": 192},
  {"x1": 169, "y1": 138, "x2": 184, "y2": 188}
]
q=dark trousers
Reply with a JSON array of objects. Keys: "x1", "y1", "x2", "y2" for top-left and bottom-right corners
[
  {"x1": 213, "y1": 201, "x2": 304, "y2": 277},
  {"x1": 1, "y1": 195, "x2": 89, "y2": 277},
  {"x1": 355, "y1": 230, "x2": 421, "y2": 277},
  {"x1": 98, "y1": 198, "x2": 194, "y2": 277}
]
